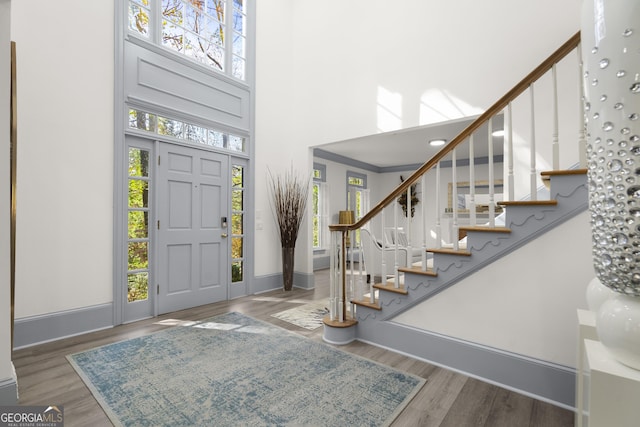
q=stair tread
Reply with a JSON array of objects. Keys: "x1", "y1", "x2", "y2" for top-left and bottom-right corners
[
  {"x1": 540, "y1": 168, "x2": 587, "y2": 177},
  {"x1": 427, "y1": 248, "x2": 472, "y2": 256},
  {"x1": 459, "y1": 226, "x2": 511, "y2": 233},
  {"x1": 352, "y1": 299, "x2": 381, "y2": 310},
  {"x1": 373, "y1": 282, "x2": 409, "y2": 294},
  {"x1": 398, "y1": 266, "x2": 438, "y2": 276},
  {"x1": 498, "y1": 200, "x2": 558, "y2": 206},
  {"x1": 322, "y1": 314, "x2": 358, "y2": 328}
]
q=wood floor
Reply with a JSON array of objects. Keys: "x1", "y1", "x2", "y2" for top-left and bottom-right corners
[{"x1": 12, "y1": 270, "x2": 575, "y2": 427}]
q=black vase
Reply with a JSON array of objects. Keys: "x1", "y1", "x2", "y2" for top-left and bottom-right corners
[{"x1": 282, "y1": 247, "x2": 295, "y2": 291}]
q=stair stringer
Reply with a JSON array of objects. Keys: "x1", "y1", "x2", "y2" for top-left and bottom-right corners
[
  {"x1": 351, "y1": 173, "x2": 588, "y2": 407},
  {"x1": 354, "y1": 172, "x2": 588, "y2": 322}
]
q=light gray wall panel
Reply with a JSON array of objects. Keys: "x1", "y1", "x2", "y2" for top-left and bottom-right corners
[
  {"x1": 357, "y1": 320, "x2": 576, "y2": 408},
  {"x1": 0, "y1": 378, "x2": 17, "y2": 405},
  {"x1": 124, "y1": 41, "x2": 250, "y2": 132},
  {"x1": 253, "y1": 272, "x2": 315, "y2": 294},
  {"x1": 13, "y1": 304, "x2": 113, "y2": 350}
]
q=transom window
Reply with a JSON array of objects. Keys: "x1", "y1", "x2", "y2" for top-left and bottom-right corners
[
  {"x1": 128, "y1": 109, "x2": 246, "y2": 153},
  {"x1": 128, "y1": 0, "x2": 247, "y2": 80}
]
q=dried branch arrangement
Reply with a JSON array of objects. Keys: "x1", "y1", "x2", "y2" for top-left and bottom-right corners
[{"x1": 267, "y1": 166, "x2": 310, "y2": 248}]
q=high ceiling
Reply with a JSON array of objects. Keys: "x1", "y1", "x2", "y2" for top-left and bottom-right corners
[{"x1": 313, "y1": 115, "x2": 504, "y2": 170}]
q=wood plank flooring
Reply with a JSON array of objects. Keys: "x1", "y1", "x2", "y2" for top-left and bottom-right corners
[{"x1": 12, "y1": 270, "x2": 574, "y2": 427}]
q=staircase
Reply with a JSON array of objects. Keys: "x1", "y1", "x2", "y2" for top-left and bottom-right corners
[
  {"x1": 356, "y1": 168, "x2": 587, "y2": 320},
  {"x1": 324, "y1": 32, "x2": 588, "y2": 408}
]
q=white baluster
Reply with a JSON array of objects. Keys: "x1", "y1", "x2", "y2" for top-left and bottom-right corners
[
  {"x1": 406, "y1": 186, "x2": 412, "y2": 267},
  {"x1": 552, "y1": 63, "x2": 560, "y2": 170},
  {"x1": 435, "y1": 162, "x2": 442, "y2": 249},
  {"x1": 530, "y1": 84, "x2": 537, "y2": 200},
  {"x1": 452, "y1": 148, "x2": 459, "y2": 250},
  {"x1": 348, "y1": 227, "x2": 354, "y2": 304},
  {"x1": 469, "y1": 135, "x2": 476, "y2": 227},
  {"x1": 421, "y1": 173, "x2": 427, "y2": 271},
  {"x1": 507, "y1": 103, "x2": 515, "y2": 200},
  {"x1": 357, "y1": 224, "x2": 364, "y2": 302},
  {"x1": 393, "y1": 198, "x2": 399, "y2": 286},
  {"x1": 488, "y1": 118, "x2": 495, "y2": 227},
  {"x1": 378, "y1": 209, "x2": 385, "y2": 303}
]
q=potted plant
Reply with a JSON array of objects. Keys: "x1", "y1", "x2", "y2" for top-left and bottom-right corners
[{"x1": 267, "y1": 166, "x2": 310, "y2": 291}]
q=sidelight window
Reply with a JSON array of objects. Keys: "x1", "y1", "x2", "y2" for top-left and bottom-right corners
[
  {"x1": 127, "y1": 147, "x2": 151, "y2": 302},
  {"x1": 231, "y1": 164, "x2": 245, "y2": 283}
]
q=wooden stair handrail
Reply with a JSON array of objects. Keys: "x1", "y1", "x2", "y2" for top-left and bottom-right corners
[{"x1": 330, "y1": 31, "x2": 581, "y2": 233}]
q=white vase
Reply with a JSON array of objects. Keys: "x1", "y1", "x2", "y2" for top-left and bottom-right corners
[
  {"x1": 587, "y1": 276, "x2": 615, "y2": 312},
  {"x1": 597, "y1": 294, "x2": 640, "y2": 370},
  {"x1": 583, "y1": 0, "x2": 640, "y2": 368}
]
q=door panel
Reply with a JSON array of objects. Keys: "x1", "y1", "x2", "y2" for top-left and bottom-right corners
[
  {"x1": 168, "y1": 180, "x2": 193, "y2": 228},
  {"x1": 158, "y1": 143, "x2": 228, "y2": 314}
]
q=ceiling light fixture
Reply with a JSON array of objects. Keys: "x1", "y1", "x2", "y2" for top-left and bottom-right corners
[
  {"x1": 429, "y1": 139, "x2": 446, "y2": 147},
  {"x1": 492, "y1": 129, "x2": 505, "y2": 137}
]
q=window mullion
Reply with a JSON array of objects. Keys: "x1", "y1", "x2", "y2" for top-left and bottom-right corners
[
  {"x1": 224, "y1": 0, "x2": 233, "y2": 77},
  {"x1": 153, "y1": 0, "x2": 161, "y2": 45}
]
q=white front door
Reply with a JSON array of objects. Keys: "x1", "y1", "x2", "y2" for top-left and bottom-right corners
[{"x1": 157, "y1": 143, "x2": 229, "y2": 314}]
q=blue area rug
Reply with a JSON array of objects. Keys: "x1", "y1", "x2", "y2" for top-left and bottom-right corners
[{"x1": 67, "y1": 312, "x2": 424, "y2": 426}]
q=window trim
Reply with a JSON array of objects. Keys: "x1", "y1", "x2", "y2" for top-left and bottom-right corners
[{"x1": 312, "y1": 162, "x2": 327, "y2": 250}]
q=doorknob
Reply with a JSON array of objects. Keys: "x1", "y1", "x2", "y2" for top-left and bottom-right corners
[{"x1": 221, "y1": 233, "x2": 228, "y2": 238}]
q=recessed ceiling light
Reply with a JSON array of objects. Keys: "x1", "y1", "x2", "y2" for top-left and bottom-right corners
[{"x1": 429, "y1": 139, "x2": 446, "y2": 147}]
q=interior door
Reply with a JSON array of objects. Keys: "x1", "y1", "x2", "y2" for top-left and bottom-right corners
[{"x1": 157, "y1": 143, "x2": 229, "y2": 314}]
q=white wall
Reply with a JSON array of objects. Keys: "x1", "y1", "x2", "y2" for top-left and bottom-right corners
[
  {"x1": 0, "y1": 0, "x2": 15, "y2": 389},
  {"x1": 289, "y1": 0, "x2": 581, "y2": 147},
  {"x1": 11, "y1": 1, "x2": 114, "y2": 318},
  {"x1": 254, "y1": 0, "x2": 310, "y2": 276},
  {"x1": 394, "y1": 211, "x2": 592, "y2": 367}
]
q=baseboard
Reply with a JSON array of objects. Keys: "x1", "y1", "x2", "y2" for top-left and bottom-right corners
[
  {"x1": 0, "y1": 365, "x2": 18, "y2": 405},
  {"x1": 252, "y1": 271, "x2": 315, "y2": 294},
  {"x1": 251, "y1": 271, "x2": 315, "y2": 294},
  {"x1": 313, "y1": 255, "x2": 330, "y2": 271},
  {"x1": 357, "y1": 320, "x2": 576, "y2": 408},
  {"x1": 13, "y1": 303, "x2": 113, "y2": 350}
]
